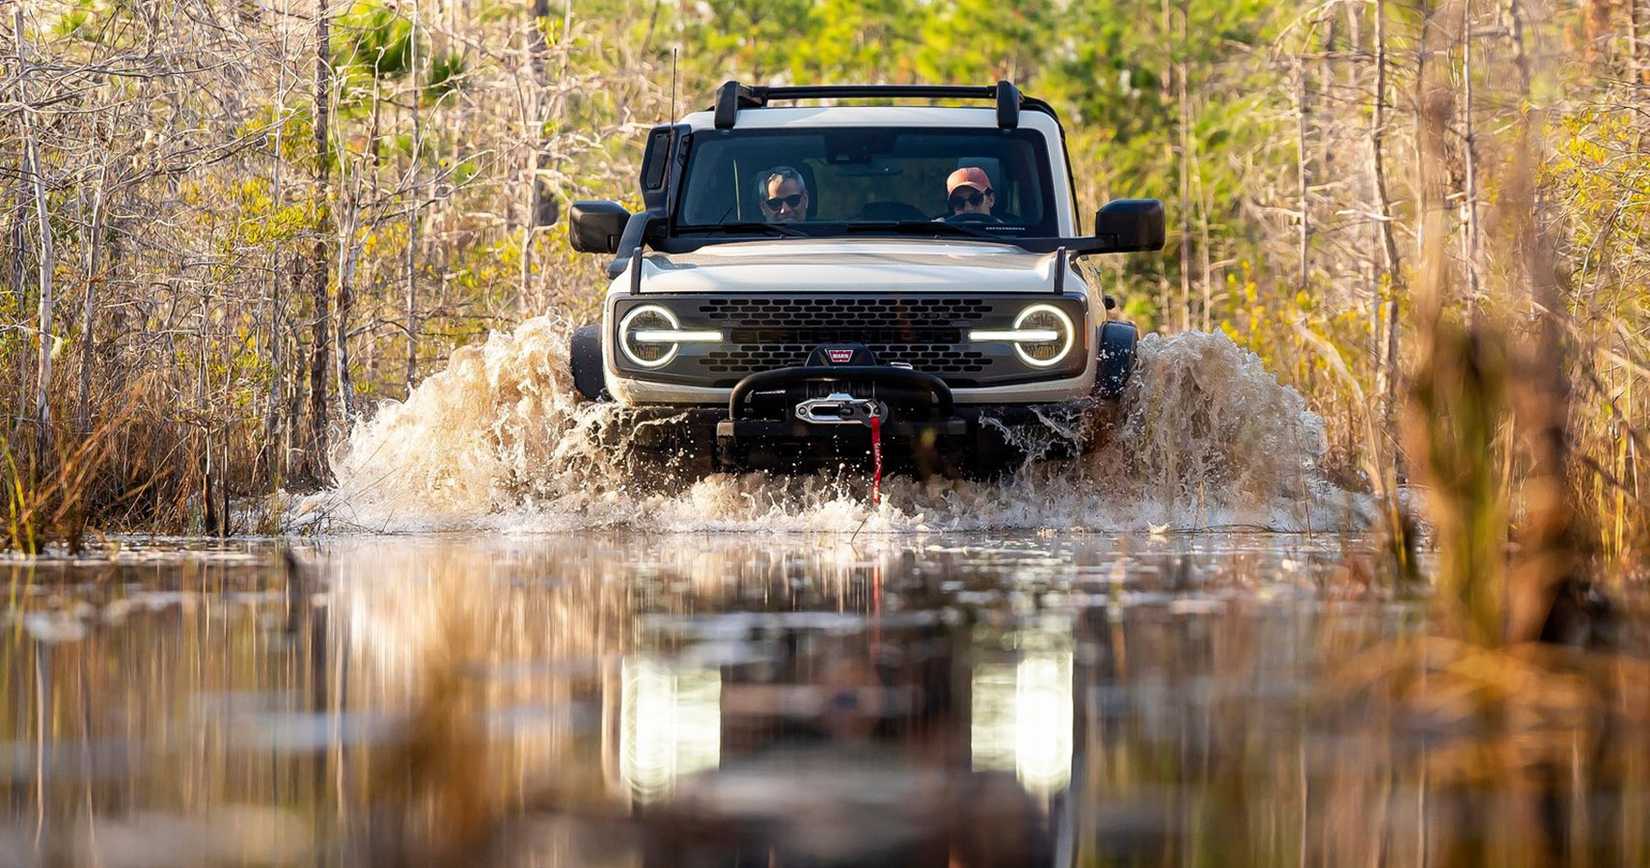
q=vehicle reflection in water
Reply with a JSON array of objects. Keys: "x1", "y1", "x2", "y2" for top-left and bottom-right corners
[
  {"x1": 620, "y1": 658, "x2": 721, "y2": 805},
  {"x1": 3, "y1": 534, "x2": 1647, "y2": 867},
  {"x1": 971, "y1": 641, "x2": 1073, "y2": 796}
]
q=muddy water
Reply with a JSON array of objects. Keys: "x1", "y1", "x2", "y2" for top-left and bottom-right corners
[
  {"x1": 299, "y1": 323, "x2": 1364, "y2": 535},
  {"x1": 5, "y1": 534, "x2": 1646, "y2": 867}
]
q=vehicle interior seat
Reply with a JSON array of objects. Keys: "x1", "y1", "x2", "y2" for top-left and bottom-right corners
[
  {"x1": 859, "y1": 200, "x2": 930, "y2": 222},
  {"x1": 795, "y1": 161, "x2": 820, "y2": 219}
]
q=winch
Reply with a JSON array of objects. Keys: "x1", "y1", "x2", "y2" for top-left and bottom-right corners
[{"x1": 794, "y1": 392, "x2": 887, "y2": 426}]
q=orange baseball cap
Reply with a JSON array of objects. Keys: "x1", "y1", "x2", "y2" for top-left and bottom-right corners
[{"x1": 946, "y1": 166, "x2": 993, "y2": 195}]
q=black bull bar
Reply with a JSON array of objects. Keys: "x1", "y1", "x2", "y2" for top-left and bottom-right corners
[
  {"x1": 727, "y1": 365, "x2": 954, "y2": 419},
  {"x1": 621, "y1": 365, "x2": 1084, "y2": 477}
]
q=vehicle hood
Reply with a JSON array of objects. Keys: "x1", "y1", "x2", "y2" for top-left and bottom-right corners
[{"x1": 626, "y1": 239, "x2": 1067, "y2": 294}]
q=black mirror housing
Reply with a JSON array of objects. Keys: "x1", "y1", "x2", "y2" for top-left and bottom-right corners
[
  {"x1": 569, "y1": 200, "x2": 631, "y2": 254},
  {"x1": 1093, "y1": 199, "x2": 1166, "y2": 252}
]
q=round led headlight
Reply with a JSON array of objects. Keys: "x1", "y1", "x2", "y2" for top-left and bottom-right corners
[
  {"x1": 619, "y1": 305, "x2": 681, "y2": 368},
  {"x1": 618, "y1": 305, "x2": 723, "y2": 368},
  {"x1": 1011, "y1": 304, "x2": 1075, "y2": 367}
]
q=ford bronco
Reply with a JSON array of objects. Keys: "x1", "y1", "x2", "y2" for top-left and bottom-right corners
[{"x1": 566, "y1": 81, "x2": 1163, "y2": 478}]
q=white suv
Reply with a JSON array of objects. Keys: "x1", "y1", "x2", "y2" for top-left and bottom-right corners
[{"x1": 567, "y1": 81, "x2": 1162, "y2": 477}]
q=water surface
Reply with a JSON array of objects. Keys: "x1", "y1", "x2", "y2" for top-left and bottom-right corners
[{"x1": 4, "y1": 534, "x2": 1645, "y2": 867}]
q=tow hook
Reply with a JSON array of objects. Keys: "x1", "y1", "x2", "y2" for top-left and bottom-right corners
[{"x1": 795, "y1": 392, "x2": 886, "y2": 426}]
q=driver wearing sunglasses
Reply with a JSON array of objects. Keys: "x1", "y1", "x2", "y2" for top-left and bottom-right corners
[
  {"x1": 943, "y1": 166, "x2": 999, "y2": 223},
  {"x1": 756, "y1": 165, "x2": 810, "y2": 223}
]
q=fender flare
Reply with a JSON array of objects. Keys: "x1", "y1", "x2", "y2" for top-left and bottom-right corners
[
  {"x1": 570, "y1": 324, "x2": 608, "y2": 401},
  {"x1": 1093, "y1": 320, "x2": 1139, "y2": 400}
]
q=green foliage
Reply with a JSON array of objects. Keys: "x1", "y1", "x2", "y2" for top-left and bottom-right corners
[
  {"x1": 424, "y1": 52, "x2": 468, "y2": 103},
  {"x1": 678, "y1": 0, "x2": 812, "y2": 79},
  {"x1": 332, "y1": 0, "x2": 422, "y2": 102},
  {"x1": 791, "y1": 0, "x2": 922, "y2": 81},
  {"x1": 52, "y1": 0, "x2": 101, "y2": 41},
  {"x1": 239, "y1": 103, "x2": 318, "y2": 166},
  {"x1": 913, "y1": 0, "x2": 1050, "y2": 84}
]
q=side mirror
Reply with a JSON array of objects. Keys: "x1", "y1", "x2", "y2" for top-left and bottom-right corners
[
  {"x1": 569, "y1": 200, "x2": 631, "y2": 254},
  {"x1": 1093, "y1": 199, "x2": 1165, "y2": 252}
]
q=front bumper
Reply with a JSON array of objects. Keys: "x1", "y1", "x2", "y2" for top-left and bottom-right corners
[{"x1": 626, "y1": 364, "x2": 1087, "y2": 477}]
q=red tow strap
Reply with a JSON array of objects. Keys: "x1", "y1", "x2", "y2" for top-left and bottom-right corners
[{"x1": 869, "y1": 414, "x2": 883, "y2": 506}]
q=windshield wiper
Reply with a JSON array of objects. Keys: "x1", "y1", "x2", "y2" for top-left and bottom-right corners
[
  {"x1": 832, "y1": 221, "x2": 1006, "y2": 242},
  {"x1": 683, "y1": 221, "x2": 809, "y2": 238}
]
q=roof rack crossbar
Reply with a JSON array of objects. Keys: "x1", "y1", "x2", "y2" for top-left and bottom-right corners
[{"x1": 712, "y1": 81, "x2": 1024, "y2": 130}]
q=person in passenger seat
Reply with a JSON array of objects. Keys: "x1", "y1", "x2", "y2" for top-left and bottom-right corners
[
  {"x1": 756, "y1": 165, "x2": 810, "y2": 223},
  {"x1": 943, "y1": 166, "x2": 1000, "y2": 223}
]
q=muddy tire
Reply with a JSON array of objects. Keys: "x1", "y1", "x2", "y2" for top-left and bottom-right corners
[{"x1": 570, "y1": 324, "x2": 607, "y2": 401}]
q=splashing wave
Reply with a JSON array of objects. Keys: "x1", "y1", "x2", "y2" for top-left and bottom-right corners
[{"x1": 292, "y1": 316, "x2": 1366, "y2": 533}]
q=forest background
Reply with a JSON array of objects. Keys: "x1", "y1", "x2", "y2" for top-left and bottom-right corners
[{"x1": 2, "y1": 0, "x2": 1648, "y2": 580}]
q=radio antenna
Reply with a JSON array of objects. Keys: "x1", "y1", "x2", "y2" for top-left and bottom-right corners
[{"x1": 670, "y1": 48, "x2": 678, "y2": 121}]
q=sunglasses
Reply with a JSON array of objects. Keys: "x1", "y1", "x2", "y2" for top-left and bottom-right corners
[
  {"x1": 763, "y1": 193, "x2": 805, "y2": 210},
  {"x1": 949, "y1": 188, "x2": 991, "y2": 209}
]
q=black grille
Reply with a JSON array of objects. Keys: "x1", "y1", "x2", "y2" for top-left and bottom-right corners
[
  {"x1": 871, "y1": 345, "x2": 989, "y2": 373},
  {"x1": 694, "y1": 297, "x2": 993, "y2": 378},
  {"x1": 699, "y1": 344, "x2": 989, "y2": 375},
  {"x1": 701, "y1": 346, "x2": 809, "y2": 373},
  {"x1": 696, "y1": 297, "x2": 992, "y2": 328},
  {"x1": 729, "y1": 327, "x2": 963, "y2": 344}
]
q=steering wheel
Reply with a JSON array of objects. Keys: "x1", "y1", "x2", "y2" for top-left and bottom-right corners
[{"x1": 945, "y1": 212, "x2": 1001, "y2": 224}]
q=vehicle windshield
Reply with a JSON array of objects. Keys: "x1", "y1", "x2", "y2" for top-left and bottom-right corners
[{"x1": 676, "y1": 127, "x2": 1059, "y2": 236}]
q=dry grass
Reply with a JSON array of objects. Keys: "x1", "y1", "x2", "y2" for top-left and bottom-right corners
[
  {"x1": 4, "y1": 401, "x2": 134, "y2": 554},
  {"x1": 0, "y1": 371, "x2": 259, "y2": 552}
]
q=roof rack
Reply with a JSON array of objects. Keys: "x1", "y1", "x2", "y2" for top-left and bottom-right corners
[{"x1": 712, "y1": 81, "x2": 1029, "y2": 131}]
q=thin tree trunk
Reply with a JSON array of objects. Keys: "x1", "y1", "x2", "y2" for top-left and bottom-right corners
[
  {"x1": 405, "y1": 0, "x2": 422, "y2": 393},
  {"x1": 1195, "y1": 163, "x2": 1213, "y2": 332},
  {"x1": 1293, "y1": 56, "x2": 1310, "y2": 295},
  {"x1": 521, "y1": 0, "x2": 559, "y2": 309},
  {"x1": 1461, "y1": 0, "x2": 1481, "y2": 308},
  {"x1": 1413, "y1": 0, "x2": 1432, "y2": 266},
  {"x1": 335, "y1": 72, "x2": 377, "y2": 423},
  {"x1": 404, "y1": 201, "x2": 420, "y2": 393},
  {"x1": 1318, "y1": 14, "x2": 1338, "y2": 197},
  {"x1": 203, "y1": 432, "x2": 218, "y2": 536},
  {"x1": 9, "y1": 214, "x2": 26, "y2": 443},
  {"x1": 1175, "y1": 0, "x2": 1192, "y2": 331},
  {"x1": 285, "y1": 298, "x2": 304, "y2": 478},
  {"x1": 76, "y1": 160, "x2": 109, "y2": 437},
  {"x1": 16, "y1": 7, "x2": 55, "y2": 458},
  {"x1": 1416, "y1": 0, "x2": 1455, "y2": 299},
  {"x1": 529, "y1": 0, "x2": 554, "y2": 228},
  {"x1": 262, "y1": 0, "x2": 293, "y2": 485},
  {"x1": 1154, "y1": 0, "x2": 1174, "y2": 330},
  {"x1": 307, "y1": 0, "x2": 333, "y2": 483},
  {"x1": 1507, "y1": 0, "x2": 1532, "y2": 104},
  {"x1": 1371, "y1": 0, "x2": 1404, "y2": 443},
  {"x1": 1633, "y1": 0, "x2": 1648, "y2": 85},
  {"x1": 261, "y1": 257, "x2": 285, "y2": 484},
  {"x1": 335, "y1": 194, "x2": 357, "y2": 421}
]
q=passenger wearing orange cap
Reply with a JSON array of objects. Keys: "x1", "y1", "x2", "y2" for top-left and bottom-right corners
[{"x1": 943, "y1": 166, "x2": 998, "y2": 223}]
